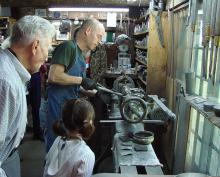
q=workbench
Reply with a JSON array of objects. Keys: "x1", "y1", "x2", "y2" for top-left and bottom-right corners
[
  {"x1": 112, "y1": 121, "x2": 163, "y2": 175},
  {"x1": 93, "y1": 174, "x2": 174, "y2": 177}
]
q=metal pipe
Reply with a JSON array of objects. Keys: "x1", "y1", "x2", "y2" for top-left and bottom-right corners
[{"x1": 96, "y1": 85, "x2": 123, "y2": 97}]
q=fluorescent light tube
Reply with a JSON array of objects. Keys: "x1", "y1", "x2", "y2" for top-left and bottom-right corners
[{"x1": 48, "y1": 7, "x2": 129, "y2": 12}]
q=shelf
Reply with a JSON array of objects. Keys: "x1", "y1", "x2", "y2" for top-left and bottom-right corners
[
  {"x1": 135, "y1": 45, "x2": 147, "y2": 50},
  {"x1": 138, "y1": 76, "x2": 147, "y2": 86},
  {"x1": 133, "y1": 30, "x2": 149, "y2": 36},
  {"x1": 135, "y1": 13, "x2": 149, "y2": 24},
  {"x1": 135, "y1": 58, "x2": 147, "y2": 66}
]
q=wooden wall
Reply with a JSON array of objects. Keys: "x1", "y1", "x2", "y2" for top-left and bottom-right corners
[{"x1": 147, "y1": 11, "x2": 168, "y2": 98}]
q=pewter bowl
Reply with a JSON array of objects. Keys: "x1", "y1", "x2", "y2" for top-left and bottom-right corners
[{"x1": 132, "y1": 131, "x2": 154, "y2": 145}]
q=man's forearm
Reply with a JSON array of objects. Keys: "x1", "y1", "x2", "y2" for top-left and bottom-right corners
[{"x1": 48, "y1": 72, "x2": 82, "y2": 86}]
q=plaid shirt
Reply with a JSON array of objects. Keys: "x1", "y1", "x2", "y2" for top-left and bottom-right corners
[{"x1": 90, "y1": 44, "x2": 107, "y2": 85}]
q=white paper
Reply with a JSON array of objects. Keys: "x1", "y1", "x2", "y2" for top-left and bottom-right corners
[{"x1": 107, "y1": 12, "x2": 117, "y2": 27}]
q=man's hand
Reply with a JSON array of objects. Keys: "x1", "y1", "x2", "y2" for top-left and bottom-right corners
[{"x1": 81, "y1": 78, "x2": 97, "y2": 90}]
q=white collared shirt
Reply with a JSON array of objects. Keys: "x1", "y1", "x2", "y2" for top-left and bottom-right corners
[
  {"x1": 44, "y1": 136, "x2": 95, "y2": 177},
  {"x1": 0, "y1": 48, "x2": 31, "y2": 176}
]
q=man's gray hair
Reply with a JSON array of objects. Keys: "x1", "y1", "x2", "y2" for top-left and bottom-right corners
[
  {"x1": 4, "y1": 15, "x2": 55, "y2": 48},
  {"x1": 80, "y1": 18, "x2": 103, "y2": 31}
]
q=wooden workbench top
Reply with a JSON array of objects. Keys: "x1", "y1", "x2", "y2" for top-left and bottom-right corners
[{"x1": 92, "y1": 173, "x2": 174, "y2": 177}]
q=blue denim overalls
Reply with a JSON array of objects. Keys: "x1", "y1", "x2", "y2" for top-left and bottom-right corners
[{"x1": 46, "y1": 44, "x2": 86, "y2": 152}]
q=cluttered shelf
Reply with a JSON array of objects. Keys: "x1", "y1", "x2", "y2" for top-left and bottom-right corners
[
  {"x1": 186, "y1": 96, "x2": 220, "y2": 128},
  {"x1": 104, "y1": 69, "x2": 137, "y2": 79},
  {"x1": 135, "y1": 45, "x2": 148, "y2": 50},
  {"x1": 133, "y1": 30, "x2": 149, "y2": 36},
  {"x1": 135, "y1": 13, "x2": 150, "y2": 24},
  {"x1": 135, "y1": 58, "x2": 147, "y2": 66}
]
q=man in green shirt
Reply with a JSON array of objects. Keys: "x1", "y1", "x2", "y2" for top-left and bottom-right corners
[{"x1": 46, "y1": 18, "x2": 105, "y2": 151}]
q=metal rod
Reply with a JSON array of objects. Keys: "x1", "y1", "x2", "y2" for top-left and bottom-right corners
[
  {"x1": 148, "y1": 95, "x2": 176, "y2": 119},
  {"x1": 100, "y1": 119, "x2": 165, "y2": 125},
  {"x1": 96, "y1": 85, "x2": 123, "y2": 97}
]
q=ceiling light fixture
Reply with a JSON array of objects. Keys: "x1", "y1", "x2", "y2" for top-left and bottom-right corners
[{"x1": 48, "y1": 7, "x2": 129, "y2": 12}]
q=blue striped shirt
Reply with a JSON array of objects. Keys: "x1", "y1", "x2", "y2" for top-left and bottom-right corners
[{"x1": 0, "y1": 49, "x2": 31, "y2": 176}]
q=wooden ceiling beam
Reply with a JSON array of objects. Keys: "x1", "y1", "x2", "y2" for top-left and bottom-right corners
[{"x1": 1, "y1": 0, "x2": 149, "y2": 8}]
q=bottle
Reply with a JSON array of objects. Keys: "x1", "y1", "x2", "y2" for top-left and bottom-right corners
[
  {"x1": 158, "y1": 0, "x2": 164, "y2": 11},
  {"x1": 149, "y1": 0, "x2": 155, "y2": 10}
]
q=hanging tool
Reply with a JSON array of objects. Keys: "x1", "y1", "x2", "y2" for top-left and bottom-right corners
[
  {"x1": 186, "y1": 0, "x2": 192, "y2": 26},
  {"x1": 201, "y1": 0, "x2": 207, "y2": 78},
  {"x1": 152, "y1": 11, "x2": 165, "y2": 48},
  {"x1": 212, "y1": 0, "x2": 220, "y2": 85},
  {"x1": 189, "y1": 0, "x2": 198, "y2": 71},
  {"x1": 204, "y1": 0, "x2": 212, "y2": 80},
  {"x1": 212, "y1": 37, "x2": 219, "y2": 85},
  {"x1": 202, "y1": 0, "x2": 212, "y2": 79},
  {"x1": 208, "y1": 0, "x2": 218, "y2": 80},
  {"x1": 167, "y1": 10, "x2": 173, "y2": 77}
]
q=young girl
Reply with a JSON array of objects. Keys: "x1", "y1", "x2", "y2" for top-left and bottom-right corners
[{"x1": 43, "y1": 98, "x2": 95, "y2": 177}]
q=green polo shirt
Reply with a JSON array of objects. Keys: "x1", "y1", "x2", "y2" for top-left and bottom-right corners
[{"x1": 51, "y1": 40, "x2": 77, "y2": 72}]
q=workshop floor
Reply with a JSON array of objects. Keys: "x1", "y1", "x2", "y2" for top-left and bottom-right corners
[{"x1": 19, "y1": 131, "x2": 45, "y2": 177}]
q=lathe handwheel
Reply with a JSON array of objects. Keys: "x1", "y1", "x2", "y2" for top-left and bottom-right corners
[{"x1": 120, "y1": 97, "x2": 148, "y2": 123}]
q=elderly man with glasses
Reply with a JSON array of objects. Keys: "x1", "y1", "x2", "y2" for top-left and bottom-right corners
[{"x1": 0, "y1": 15, "x2": 56, "y2": 177}]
